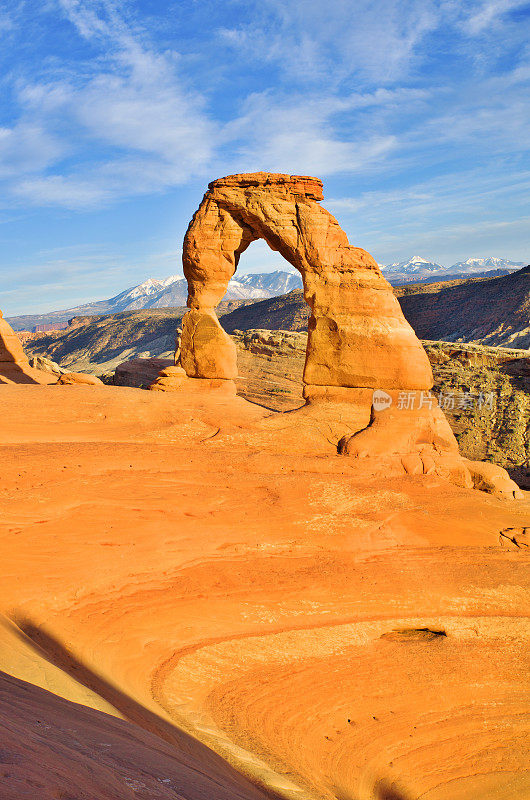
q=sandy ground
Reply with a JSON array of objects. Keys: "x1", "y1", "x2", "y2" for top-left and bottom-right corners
[{"x1": 0, "y1": 383, "x2": 529, "y2": 800}]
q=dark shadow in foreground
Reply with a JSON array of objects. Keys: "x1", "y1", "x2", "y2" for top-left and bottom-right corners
[{"x1": 6, "y1": 616, "x2": 284, "y2": 800}]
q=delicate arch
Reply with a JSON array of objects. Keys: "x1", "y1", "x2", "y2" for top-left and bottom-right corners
[{"x1": 181, "y1": 173, "x2": 433, "y2": 394}]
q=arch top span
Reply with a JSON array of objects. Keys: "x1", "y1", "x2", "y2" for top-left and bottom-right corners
[
  {"x1": 180, "y1": 172, "x2": 432, "y2": 392},
  {"x1": 208, "y1": 172, "x2": 324, "y2": 201}
]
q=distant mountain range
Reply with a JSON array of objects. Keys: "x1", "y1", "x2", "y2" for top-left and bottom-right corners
[
  {"x1": 379, "y1": 256, "x2": 524, "y2": 285},
  {"x1": 81, "y1": 269, "x2": 303, "y2": 312},
  {"x1": 7, "y1": 257, "x2": 525, "y2": 331},
  {"x1": 7, "y1": 270, "x2": 303, "y2": 331},
  {"x1": 24, "y1": 266, "x2": 530, "y2": 382}
]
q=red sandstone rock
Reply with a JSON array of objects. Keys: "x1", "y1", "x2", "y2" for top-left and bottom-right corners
[
  {"x1": 0, "y1": 310, "x2": 29, "y2": 365},
  {"x1": 148, "y1": 365, "x2": 187, "y2": 391},
  {"x1": 465, "y1": 459, "x2": 524, "y2": 500},
  {"x1": 182, "y1": 173, "x2": 431, "y2": 391},
  {"x1": 56, "y1": 372, "x2": 104, "y2": 386},
  {"x1": 114, "y1": 357, "x2": 173, "y2": 388},
  {"x1": 0, "y1": 384, "x2": 528, "y2": 800}
]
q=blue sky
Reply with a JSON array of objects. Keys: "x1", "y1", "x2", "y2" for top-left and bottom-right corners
[{"x1": 1, "y1": 0, "x2": 529, "y2": 315}]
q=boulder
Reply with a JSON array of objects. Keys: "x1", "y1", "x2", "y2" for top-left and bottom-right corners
[
  {"x1": 56, "y1": 372, "x2": 104, "y2": 386},
  {"x1": 29, "y1": 356, "x2": 65, "y2": 375},
  {"x1": 149, "y1": 365, "x2": 187, "y2": 392},
  {"x1": 465, "y1": 460, "x2": 524, "y2": 500},
  {"x1": 114, "y1": 358, "x2": 172, "y2": 388}
]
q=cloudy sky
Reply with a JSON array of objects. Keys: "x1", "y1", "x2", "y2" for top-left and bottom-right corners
[{"x1": 1, "y1": 0, "x2": 529, "y2": 314}]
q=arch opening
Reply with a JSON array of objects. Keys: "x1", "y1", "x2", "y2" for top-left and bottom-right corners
[{"x1": 218, "y1": 238, "x2": 307, "y2": 410}]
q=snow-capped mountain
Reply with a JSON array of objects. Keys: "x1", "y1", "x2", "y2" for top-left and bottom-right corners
[
  {"x1": 380, "y1": 256, "x2": 524, "y2": 285},
  {"x1": 447, "y1": 257, "x2": 525, "y2": 274},
  {"x1": 7, "y1": 259, "x2": 526, "y2": 331},
  {"x1": 237, "y1": 270, "x2": 302, "y2": 295},
  {"x1": 101, "y1": 275, "x2": 182, "y2": 311},
  {"x1": 380, "y1": 256, "x2": 444, "y2": 278},
  {"x1": 6, "y1": 270, "x2": 303, "y2": 330},
  {"x1": 114, "y1": 270, "x2": 302, "y2": 311}
]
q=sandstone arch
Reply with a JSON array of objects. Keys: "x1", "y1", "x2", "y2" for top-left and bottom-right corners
[
  {"x1": 178, "y1": 173, "x2": 522, "y2": 499},
  {"x1": 181, "y1": 173, "x2": 432, "y2": 396}
]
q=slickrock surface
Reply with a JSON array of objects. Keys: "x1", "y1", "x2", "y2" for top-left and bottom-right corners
[
  {"x1": 2, "y1": 175, "x2": 527, "y2": 798},
  {"x1": 0, "y1": 670, "x2": 276, "y2": 800},
  {"x1": 0, "y1": 383, "x2": 528, "y2": 800}
]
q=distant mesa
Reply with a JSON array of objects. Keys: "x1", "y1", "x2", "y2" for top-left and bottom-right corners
[{"x1": 33, "y1": 321, "x2": 70, "y2": 333}]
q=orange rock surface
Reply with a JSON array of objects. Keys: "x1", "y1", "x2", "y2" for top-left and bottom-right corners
[
  {"x1": 55, "y1": 371, "x2": 104, "y2": 386},
  {"x1": 0, "y1": 173, "x2": 527, "y2": 798},
  {"x1": 0, "y1": 383, "x2": 529, "y2": 799}
]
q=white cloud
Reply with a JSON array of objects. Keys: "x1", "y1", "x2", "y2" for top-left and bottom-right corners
[
  {"x1": 328, "y1": 167, "x2": 530, "y2": 217},
  {"x1": 219, "y1": 0, "x2": 441, "y2": 86},
  {"x1": 4, "y1": 0, "x2": 217, "y2": 206},
  {"x1": 463, "y1": 0, "x2": 529, "y2": 34},
  {"x1": 1, "y1": 0, "x2": 529, "y2": 214},
  {"x1": 8, "y1": 7, "x2": 420, "y2": 208},
  {"x1": 0, "y1": 123, "x2": 65, "y2": 180},
  {"x1": 13, "y1": 175, "x2": 113, "y2": 208},
  {"x1": 74, "y1": 73, "x2": 213, "y2": 166},
  {"x1": 220, "y1": 90, "x2": 411, "y2": 176}
]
